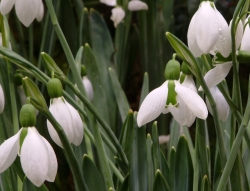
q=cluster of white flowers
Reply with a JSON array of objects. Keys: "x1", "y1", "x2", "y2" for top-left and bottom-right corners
[
  {"x1": 0, "y1": 0, "x2": 44, "y2": 27},
  {"x1": 100, "y1": 0, "x2": 148, "y2": 27}
]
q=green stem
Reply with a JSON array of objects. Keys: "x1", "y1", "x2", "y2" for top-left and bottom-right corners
[
  {"x1": 1, "y1": 15, "x2": 19, "y2": 134},
  {"x1": 45, "y1": 112, "x2": 89, "y2": 191},
  {"x1": 216, "y1": 85, "x2": 250, "y2": 191},
  {"x1": 44, "y1": 0, "x2": 86, "y2": 97},
  {"x1": 92, "y1": 118, "x2": 114, "y2": 189},
  {"x1": 29, "y1": 24, "x2": 33, "y2": 63}
]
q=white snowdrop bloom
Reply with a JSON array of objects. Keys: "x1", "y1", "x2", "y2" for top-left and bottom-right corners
[
  {"x1": 82, "y1": 76, "x2": 94, "y2": 101},
  {"x1": 199, "y1": 62, "x2": 233, "y2": 91},
  {"x1": 187, "y1": 1, "x2": 230, "y2": 57},
  {"x1": 0, "y1": 0, "x2": 44, "y2": 27},
  {"x1": 0, "y1": 85, "x2": 5, "y2": 114},
  {"x1": 17, "y1": 86, "x2": 27, "y2": 106},
  {"x1": 206, "y1": 86, "x2": 229, "y2": 121},
  {"x1": 0, "y1": 127, "x2": 57, "y2": 187},
  {"x1": 137, "y1": 80, "x2": 208, "y2": 127},
  {"x1": 47, "y1": 97, "x2": 84, "y2": 148},
  {"x1": 100, "y1": 0, "x2": 116, "y2": 6},
  {"x1": 128, "y1": 0, "x2": 148, "y2": 11},
  {"x1": 111, "y1": 7, "x2": 125, "y2": 28},
  {"x1": 240, "y1": 16, "x2": 250, "y2": 52}
]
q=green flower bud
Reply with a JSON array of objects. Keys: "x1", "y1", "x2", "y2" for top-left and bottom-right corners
[
  {"x1": 14, "y1": 73, "x2": 23, "y2": 86},
  {"x1": 20, "y1": 104, "x2": 36, "y2": 127},
  {"x1": 164, "y1": 60, "x2": 180, "y2": 80},
  {"x1": 166, "y1": 80, "x2": 177, "y2": 106},
  {"x1": 81, "y1": 65, "x2": 87, "y2": 77},
  {"x1": 47, "y1": 78, "x2": 63, "y2": 98},
  {"x1": 181, "y1": 62, "x2": 192, "y2": 75},
  {"x1": 237, "y1": 50, "x2": 250, "y2": 63}
]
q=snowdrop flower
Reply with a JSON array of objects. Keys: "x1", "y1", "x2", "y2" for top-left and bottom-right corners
[
  {"x1": 137, "y1": 59, "x2": 208, "y2": 127},
  {"x1": 206, "y1": 86, "x2": 229, "y2": 121},
  {"x1": 240, "y1": 16, "x2": 250, "y2": 52},
  {"x1": 47, "y1": 78, "x2": 84, "y2": 148},
  {"x1": 0, "y1": 0, "x2": 44, "y2": 27},
  {"x1": 101, "y1": 0, "x2": 148, "y2": 27},
  {"x1": 188, "y1": 1, "x2": 234, "y2": 57},
  {"x1": 0, "y1": 84, "x2": 4, "y2": 113},
  {"x1": 0, "y1": 104, "x2": 57, "y2": 187},
  {"x1": 128, "y1": 0, "x2": 148, "y2": 11},
  {"x1": 110, "y1": 7, "x2": 125, "y2": 28},
  {"x1": 82, "y1": 76, "x2": 94, "y2": 101},
  {"x1": 199, "y1": 62, "x2": 232, "y2": 91}
]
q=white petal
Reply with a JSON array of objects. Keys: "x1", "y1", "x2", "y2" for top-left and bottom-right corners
[
  {"x1": 235, "y1": 20, "x2": 243, "y2": 50},
  {"x1": 241, "y1": 22, "x2": 250, "y2": 51},
  {"x1": 181, "y1": 75, "x2": 197, "y2": 93},
  {"x1": 195, "y1": 2, "x2": 218, "y2": 53},
  {"x1": 0, "y1": 0, "x2": 16, "y2": 15},
  {"x1": 199, "y1": 62, "x2": 232, "y2": 90},
  {"x1": 0, "y1": 129, "x2": 21, "y2": 173},
  {"x1": 168, "y1": 97, "x2": 196, "y2": 127},
  {"x1": 36, "y1": 1, "x2": 44, "y2": 22},
  {"x1": 215, "y1": 9, "x2": 231, "y2": 58},
  {"x1": 47, "y1": 98, "x2": 74, "y2": 148},
  {"x1": 137, "y1": 81, "x2": 168, "y2": 127},
  {"x1": 175, "y1": 83, "x2": 208, "y2": 120},
  {"x1": 128, "y1": 0, "x2": 148, "y2": 11},
  {"x1": 20, "y1": 128, "x2": 48, "y2": 187},
  {"x1": 15, "y1": 0, "x2": 40, "y2": 27},
  {"x1": 206, "y1": 86, "x2": 229, "y2": 121},
  {"x1": 65, "y1": 101, "x2": 84, "y2": 146},
  {"x1": 17, "y1": 86, "x2": 27, "y2": 106},
  {"x1": 0, "y1": 85, "x2": 5, "y2": 113},
  {"x1": 41, "y1": 137, "x2": 57, "y2": 182},
  {"x1": 187, "y1": 12, "x2": 203, "y2": 57},
  {"x1": 110, "y1": 7, "x2": 125, "y2": 28},
  {"x1": 159, "y1": 135, "x2": 170, "y2": 145},
  {"x1": 100, "y1": 0, "x2": 116, "y2": 6},
  {"x1": 83, "y1": 76, "x2": 94, "y2": 101}
]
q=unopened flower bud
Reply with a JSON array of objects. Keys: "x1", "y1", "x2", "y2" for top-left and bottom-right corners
[
  {"x1": 237, "y1": 50, "x2": 250, "y2": 63},
  {"x1": 181, "y1": 62, "x2": 192, "y2": 75},
  {"x1": 14, "y1": 73, "x2": 23, "y2": 86},
  {"x1": 81, "y1": 65, "x2": 87, "y2": 77}
]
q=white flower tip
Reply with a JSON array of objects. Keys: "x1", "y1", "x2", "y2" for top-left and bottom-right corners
[
  {"x1": 128, "y1": 0, "x2": 148, "y2": 11},
  {"x1": 111, "y1": 7, "x2": 125, "y2": 27},
  {"x1": 100, "y1": 0, "x2": 116, "y2": 6},
  {"x1": 36, "y1": 2, "x2": 44, "y2": 22}
]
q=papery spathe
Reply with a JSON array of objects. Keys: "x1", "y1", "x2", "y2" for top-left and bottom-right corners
[
  {"x1": 0, "y1": 127, "x2": 57, "y2": 187},
  {"x1": 82, "y1": 76, "x2": 94, "y2": 101},
  {"x1": 0, "y1": 85, "x2": 5, "y2": 113}
]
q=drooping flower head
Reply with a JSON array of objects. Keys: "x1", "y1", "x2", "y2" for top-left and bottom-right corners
[
  {"x1": 47, "y1": 78, "x2": 84, "y2": 148},
  {"x1": 0, "y1": 103, "x2": 57, "y2": 187},
  {"x1": 137, "y1": 59, "x2": 208, "y2": 127},
  {"x1": 0, "y1": 0, "x2": 44, "y2": 27},
  {"x1": 80, "y1": 65, "x2": 93, "y2": 101}
]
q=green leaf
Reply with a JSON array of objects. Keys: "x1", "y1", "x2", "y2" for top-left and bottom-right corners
[
  {"x1": 89, "y1": 9, "x2": 116, "y2": 127},
  {"x1": 153, "y1": 170, "x2": 171, "y2": 191},
  {"x1": 152, "y1": 122, "x2": 161, "y2": 172},
  {"x1": 169, "y1": 147, "x2": 176, "y2": 191},
  {"x1": 139, "y1": 72, "x2": 149, "y2": 106},
  {"x1": 119, "y1": 174, "x2": 129, "y2": 191},
  {"x1": 129, "y1": 112, "x2": 147, "y2": 191},
  {"x1": 84, "y1": 43, "x2": 110, "y2": 124},
  {"x1": 201, "y1": 175, "x2": 211, "y2": 191},
  {"x1": 230, "y1": 152, "x2": 250, "y2": 191},
  {"x1": 22, "y1": 177, "x2": 35, "y2": 191},
  {"x1": 175, "y1": 135, "x2": 193, "y2": 191},
  {"x1": 146, "y1": 134, "x2": 154, "y2": 191},
  {"x1": 160, "y1": 150, "x2": 171, "y2": 188},
  {"x1": 109, "y1": 68, "x2": 130, "y2": 122},
  {"x1": 82, "y1": 155, "x2": 106, "y2": 191}
]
